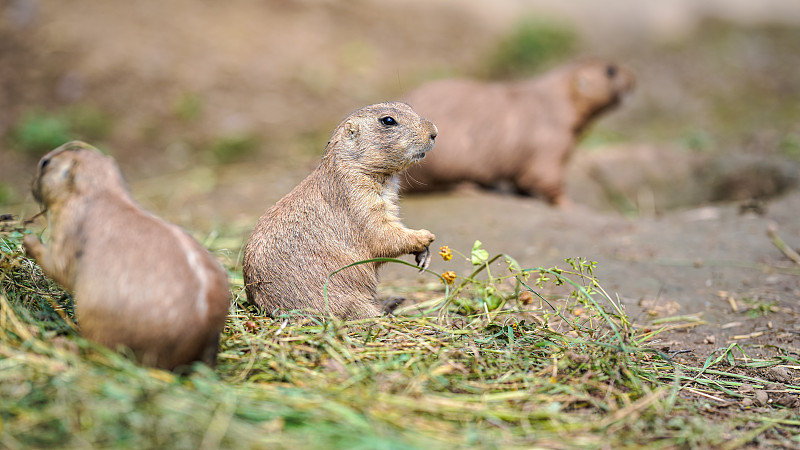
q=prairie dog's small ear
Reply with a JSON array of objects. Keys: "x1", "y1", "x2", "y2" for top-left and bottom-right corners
[
  {"x1": 66, "y1": 159, "x2": 78, "y2": 187},
  {"x1": 344, "y1": 120, "x2": 359, "y2": 139},
  {"x1": 47, "y1": 156, "x2": 78, "y2": 191},
  {"x1": 56, "y1": 158, "x2": 78, "y2": 193},
  {"x1": 40, "y1": 154, "x2": 75, "y2": 182}
]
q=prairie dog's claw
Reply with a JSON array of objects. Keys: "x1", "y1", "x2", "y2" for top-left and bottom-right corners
[{"x1": 414, "y1": 247, "x2": 431, "y2": 272}]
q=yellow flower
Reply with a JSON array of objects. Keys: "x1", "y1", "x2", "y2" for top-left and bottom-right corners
[
  {"x1": 441, "y1": 270, "x2": 457, "y2": 284},
  {"x1": 438, "y1": 246, "x2": 453, "y2": 261}
]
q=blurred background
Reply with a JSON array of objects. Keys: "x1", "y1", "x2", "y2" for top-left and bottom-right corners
[{"x1": 1, "y1": 0, "x2": 799, "y2": 243}]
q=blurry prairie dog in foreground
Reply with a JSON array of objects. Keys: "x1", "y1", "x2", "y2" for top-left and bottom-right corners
[{"x1": 24, "y1": 141, "x2": 231, "y2": 371}]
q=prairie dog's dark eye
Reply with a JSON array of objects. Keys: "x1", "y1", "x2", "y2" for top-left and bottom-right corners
[
  {"x1": 40, "y1": 158, "x2": 51, "y2": 171},
  {"x1": 605, "y1": 65, "x2": 617, "y2": 78},
  {"x1": 379, "y1": 116, "x2": 397, "y2": 126}
]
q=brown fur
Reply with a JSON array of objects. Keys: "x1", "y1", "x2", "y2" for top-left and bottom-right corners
[
  {"x1": 23, "y1": 141, "x2": 231, "y2": 371},
  {"x1": 243, "y1": 102, "x2": 437, "y2": 320},
  {"x1": 401, "y1": 58, "x2": 635, "y2": 205}
]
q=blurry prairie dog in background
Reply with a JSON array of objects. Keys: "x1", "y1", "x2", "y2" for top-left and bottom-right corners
[
  {"x1": 243, "y1": 102, "x2": 437, "y2": 320},
  {"x1": 401, "y1": 58, "x2": 635, "y2": 206},
  {"x1": 24, "y1": 141, "x2": 231, "y2": 371}
]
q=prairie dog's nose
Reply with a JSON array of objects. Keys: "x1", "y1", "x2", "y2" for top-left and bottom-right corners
[{"x1": 430, "y1": 123, "x2": 438, "y2": 141}]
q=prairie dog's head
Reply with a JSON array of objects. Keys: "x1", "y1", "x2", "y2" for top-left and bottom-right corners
[
  {"x1": 569, "y1": 59, "x2": 635, "y2": 117},
  {"x1": 31, "y1": 141, "x2": 128, "y2": 208},
  {"x1": 324, "y1": 102, "x2": 438, "y2": 176}
]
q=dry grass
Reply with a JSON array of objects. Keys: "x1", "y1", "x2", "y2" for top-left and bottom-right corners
[{"x1": 1, "y1": 222, "x2": 799, "y2": 449}]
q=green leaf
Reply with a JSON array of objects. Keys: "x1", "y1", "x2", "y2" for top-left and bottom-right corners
[{"x1": 471, "y1": 240, "x2": 489, "y2": 266}]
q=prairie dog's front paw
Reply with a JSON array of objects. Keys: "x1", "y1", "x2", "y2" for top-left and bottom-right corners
[
  {"x1": 23, "y1": 234, "x2": 43, "y2": 259},
  {"x1": 411, "y1": 229, "x2": 434, "y2": 272},
  {"x1": 414, "y1": 229, "x2": 435, "y2": 250}
]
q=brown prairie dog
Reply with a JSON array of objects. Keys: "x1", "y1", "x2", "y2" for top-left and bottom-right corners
[
  {"x1": 23, "y1": 141, "x2": 231, "y2": 371},
  {"x1": 401, "y1": 58, "x2": 635, "y2": 206},
  {"x1": 243, "y1": 102, "x2": 437, "y2": 320}
]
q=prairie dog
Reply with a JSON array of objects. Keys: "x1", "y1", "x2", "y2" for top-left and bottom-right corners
[
  {"x1": 23, "y1": 141, "x2": 231, "y2": 371},
  {"x1": 243, "y1": 102, "x2": 437, "y2": 320},
  {"x1": 401, "y1": 58, "x2": 635, "y2": 205}
]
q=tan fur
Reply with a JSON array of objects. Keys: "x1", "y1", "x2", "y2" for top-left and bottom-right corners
[
  {"x1": 23, "y1": 141, "x2": 231, "y2": 371},
  {"x1": 401, "y1": 58, "x2": 635, "y2": 205},
  {"x1": 243, "y1": 102, "x2": 437, "y2": 320}
]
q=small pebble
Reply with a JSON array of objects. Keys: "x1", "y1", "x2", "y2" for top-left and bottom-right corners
[{"x1": 754, "y1": 390, "x2": 769, "y2": 406}]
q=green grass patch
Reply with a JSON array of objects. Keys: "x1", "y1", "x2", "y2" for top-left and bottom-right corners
[
  {"x1": 8, "y1": 106, "x2": 112, "y2": 157},
  {"x1": 8, "y1": 112, "x2": 72, "y2": 155},
  {"x1": 0, "y1": 184, "x2": 17, "y2": 205},
  {"x1": 1, "y1": 224, "x2": 799, "y2": 448},
  {"x1": 206, "y1": 133, "x2": 261, "y2": 165},
  {"x1": 173, "y1": 92, "x2": 204, "y2": 123},
  {"x1": 780, "y1": 133, "x2": 800, "y2": 160},
  {"x1": 482, "y1": 18, "x2": 578, "y2": 79}
]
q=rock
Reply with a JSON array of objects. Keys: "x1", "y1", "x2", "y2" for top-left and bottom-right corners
[
  {"x1": 766, "y1": 366, "x2": 793, "y2": 384},
  {"x1": 775, "y1": 394, "x2": 800, "y2": 408},
  {"x1": 754, "y1": 390, "x2": 769, "y2": 406}
]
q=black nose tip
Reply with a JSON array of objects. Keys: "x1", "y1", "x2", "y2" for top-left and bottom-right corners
[{"x1": 430, "y1": 124, "x2": 438, "y2": 141}]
